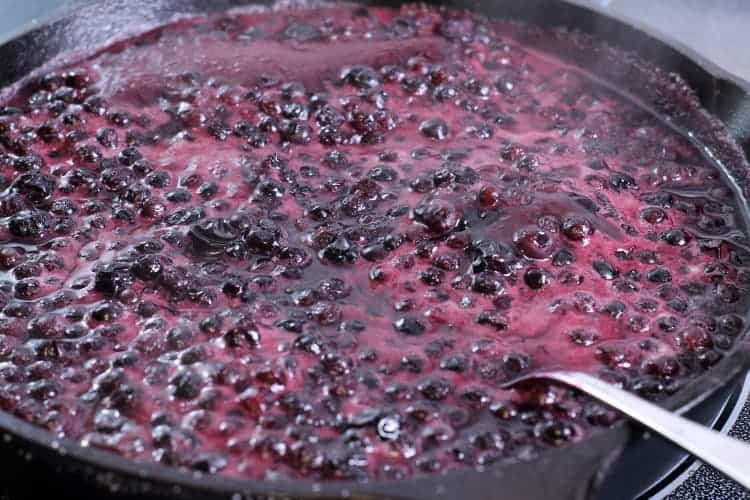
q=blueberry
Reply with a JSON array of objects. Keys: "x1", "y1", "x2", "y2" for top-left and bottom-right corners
[
  {"x1": 94, "y1": 409, "x2": 126, "y2": 433},
  {"x1": 368, "y1": 166, "x2": 398, "y2": 182},
  {"x1": 413, "y1": 197, "x2": 462, "y2": 236},
  {"x1": 36, "y1": 122, "x2": 62, "y2": 143},
  {"x1": 165, "y1": 206, "x2": 205, "y2": 226},
  {"x1": 283, "y1": 22, "x2": 321, "y2": 41},
  {"x1": 513, "y1": 228, "x2": 556, "y2": 260},
  {"x1": 608, "y1": 171, "x2": 636, "y2": 191},
  {"x1": 189, "y1": 218, "x2": 238, "y2": 255},
  {"x1": 13, "y1": 154, "x2": 44, "y2": 171},
  {"x1": 601, "y1": 300, "x2": 627, "y2": 318},
  {"x1": 440, "y1": 355, "x2": 468, "y2": 372},
  {"x1": 647, "y1": 267, "x2": 672, "y2": 283},
  {"x1": 96, "y1": 127, "x2": 118, "y2": 148},
  {"x1": 523, "y1": 268, "x2": 550, "y2": 289},
  {"x1": 340, "y1": 65, "x2": 381, "y2": 90},
  {"x1": 552, "y1": 248, "x2": 575, "y2": 266},
  {"x1": 319, "y1": 236, "x2": 358, "y2": 264},
  {"x1": 145, "y1": 171, "x2": 170, "y2": 188},
  {"x1": 593, "y1": 260, "x2": 619, "y2": 280},
  {"x1": 661, "y1": 229, "x2": 689, "y2": 246},
  {"x1": 224, "y1": 323, "x2": 261, "y2": 348},
  {"x1": 90, "y1": 301, "x2": 123, "y2": 323},
  {"x1": 117, "y1": 147, "x2": 142, "y2": 166},
  {"x1": 419, "y1": 267, "x2": 444, "y2": 286},
  {"x1": 130, "y1": 255, "x2": 167, "y2": 281},
  {"x1": 502, "y1": 352, "x2": 530, "y2": 376},
  {"x1": 476, "y1": 310, "x2": 508, "y2": 330},
  {"x1": 75, "y1": 144, "x2": 103, "y2": 164},
  {"x1": 470, "y1": 270, "x2": 503, "y2": 294},
  {"x1": 419, "y1": 119, "x2": 449, "y2": 141},
  {"x1": 279, "y1": 120, "x2": 311, "y2": 145},
  {"x1": 8, "y1": 210, "x2": 53, "y2": 240},
  {"x1": 100, "y1": 167, "x2": 134, "y2": 192},
  {"x1": 15, "y1": 173, "x2": 56, "y2": 202},
  {"x1": 537, "y1": 420, "x2": 576, "y2": 446},
  {"x1": 489, "y1": 401, "x2": 518, "y2": 420},
  {"x1": 657, "y1": 316, "x2": 679, "y2": 332},
  {"x1": 560, "y1": 216, "x2": 594, "y2": 241},
  {"x1": 169, "y1": 368, "x2": 201, "y2": 400},
  {"x1": 197, "y1": 181, "x2": 218, "y2": 199},
  {"x1": 179, "y1": 346, "x2": 206, "y2": 365},
  {"x1": 276, "y1": 319, "x2": 304, "y2": 334},
  {"x1": 417, "y1": 377, "x2": 451, "y2": 400},
  {"x1": 253, "y1": 179, "x2": 285, "y2": 204},
  {"x1": 410, "y1": 175, "x2": 435, "y2": 193},
  {"x1": 208, "y1": 120, "x2": 231, "y2": 141},
  {"x1": 94, "y1": 263, "x2": 133, "y2": 296},
  {"x1": 471, "y1": 240, "x2": 516, "y2": 274},
  {"x1": 393, "y1": 316, "x2": 426, "y2": 336},
  {"x1": 108, "y1": 110, "x2": 131, "y2": 127},
  {"x1": 14, "y1": 279, "x2": 40, "y2": 299},
  {"x1": 641, "y1": 207, "x2": 666, "y2": 224},
  {"x1": 568, "y1": 329, "x2": 599, "y2": 346},
  {"x1": 361, "y1": 243, "x2": 388, "y2": 262},
  {"x1": 190, "y1": 453, "x2": 227, "y2": 474}
]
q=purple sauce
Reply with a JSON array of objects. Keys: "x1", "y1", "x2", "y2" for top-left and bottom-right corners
[{"x1": 0, "y1": 3, "x2": 747, "y2": 481}]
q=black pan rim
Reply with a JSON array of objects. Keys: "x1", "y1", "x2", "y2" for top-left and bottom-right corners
[{"x1": 0, "y1": 1, "x2": 749, "y2": 498}]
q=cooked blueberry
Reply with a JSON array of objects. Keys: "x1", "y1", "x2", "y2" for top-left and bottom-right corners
[
  {"x1": 514, "y1": 228, "x2": 555, "y2": 260},
  {"x1": 560, "y1": 216, "x2": 594, "y2": 241},
  {"x1": 8, "y1": 210, "x2": 53, "y2": 240},
  {"x1": 419, "y1": 119, "x2": 449, "y2": 141},
  {"x1": 647, "y1": 267, "x2": 672, "y2": 283},
  {"x1": 523, "y1": 268, "x2": 550, "y2": 289},
  {"x1": 420, "y1": 267, "x2": 444, "y2": 286},
  {"x1": 130, "y1": 255, "x2": 167, "y2": 281},
  {"x1": 417, "y1": 377, "x2": 451, "y2": 400},
  {"x1": 608, "y1": 171, "x2": 636, "y2": 191},
  {"x1": 537, "y1": 420, "x2": 576, "y2": 446},
  {"x1": 661, "y1": 229, "x2": 689, "y2": 246},
  {"x1": 440, "y1": 355, "x2": 468, "y2": 372},
  {"x1": 169, "y1": 368, "x2": 201, "y2": 400},
  {"x1": 552, "y1": 248, "x2": 575, "y2": 266},
  {"x1": 15, "y1": 173, "x2": 56, "y2": 202},
  {"x1": 592, "y1": 260, "x2": 619, "y2": 280},
  {"x1": 340, "y1": 65, "x2": 381, "y2": 89},
  {"x1": 319, "y1": 236, "x2": 357, "y2": 264},
  {"x1": 361, "y1": 243, "x2": 388, "y2": 262},
  {"x1": 413, "y1": 197, "x2": 462, "y2": 235},
  {"x1": 393, "y1": 317, "x2": 426, "y2": 336}
]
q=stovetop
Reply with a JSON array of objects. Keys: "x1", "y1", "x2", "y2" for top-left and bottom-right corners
[
  {"x1": 603, "y1": 374, "x2": 750, "y2": 500},
  {"x1": 0, "y1": 1, "x2": 749, "y2": 499}
]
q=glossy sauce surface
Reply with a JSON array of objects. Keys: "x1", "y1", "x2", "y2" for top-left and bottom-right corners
[{"x1": 0, "y1": 4, "x2": 747, "y2": 481}]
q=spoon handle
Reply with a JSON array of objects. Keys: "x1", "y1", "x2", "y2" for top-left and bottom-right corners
[{"x1": 547, "y1": 370, "x2": 750, "y2": 491}]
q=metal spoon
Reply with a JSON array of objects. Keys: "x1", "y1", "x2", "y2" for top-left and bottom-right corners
[{"x1": 504, "y1": 370, "x2": 750, "y2": 490}]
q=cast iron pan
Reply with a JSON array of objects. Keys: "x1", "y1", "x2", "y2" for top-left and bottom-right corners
[{"x1": 0, "y1": 1, "x2": 749, "y2": 499}]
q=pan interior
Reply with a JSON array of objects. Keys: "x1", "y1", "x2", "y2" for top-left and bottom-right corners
[{"x1": 0, "y1": 1, "x2": 748, "y2": 497}]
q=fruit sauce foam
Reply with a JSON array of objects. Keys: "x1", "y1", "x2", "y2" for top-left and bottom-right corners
[{"x1": 0, "y1": 2, "x2": 748, "y2": 482}]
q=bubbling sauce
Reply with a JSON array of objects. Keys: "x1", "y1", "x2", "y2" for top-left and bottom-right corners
[{"x1": 0, "y1": 3, "x2": 748, "y2": 481}]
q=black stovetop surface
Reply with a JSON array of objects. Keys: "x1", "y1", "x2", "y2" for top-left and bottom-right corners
[{"x1": 603, "y1": 374, "x2": 750, "y2": 500}]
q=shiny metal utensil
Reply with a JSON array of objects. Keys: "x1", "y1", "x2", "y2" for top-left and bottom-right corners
[{"x1": 504, "y1": 370, "x2": 750, "y2": 491}]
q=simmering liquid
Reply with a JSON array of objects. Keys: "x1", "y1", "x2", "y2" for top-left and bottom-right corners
[{"x1": 0, "y1": 3, "x2": 747, "y2": 481}]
